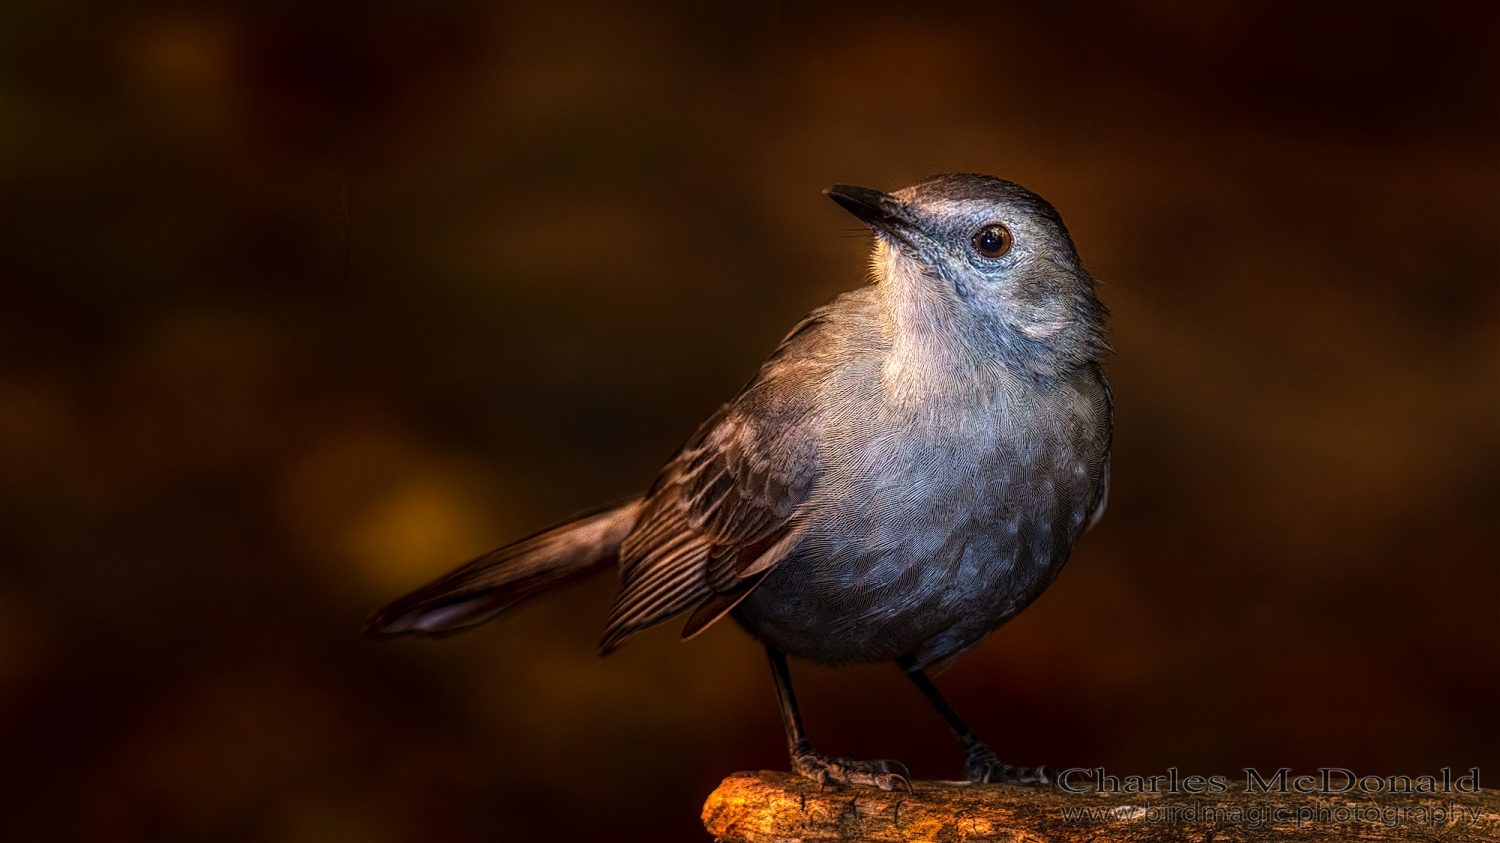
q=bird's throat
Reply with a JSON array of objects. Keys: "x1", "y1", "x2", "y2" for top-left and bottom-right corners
[{"x1": 874, "y1": 244, "x2": 997, "y2": 404}]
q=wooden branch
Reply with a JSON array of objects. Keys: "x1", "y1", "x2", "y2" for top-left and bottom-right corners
[{"x1": 703, "y1": 771, "x2": 1499, "y2": 842}]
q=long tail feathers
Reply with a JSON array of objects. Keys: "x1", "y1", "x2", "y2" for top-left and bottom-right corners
[{"x1": 364, "y1": 495, "x2": 644, "y2": 637}]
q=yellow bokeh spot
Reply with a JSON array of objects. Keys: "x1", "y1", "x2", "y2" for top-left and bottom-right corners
[
  {"x1": 280, "y1": 429, "x2": 514, "y2": 595},
  {"x1": 341, "y1": 474, "x2": 494, "y2": 594}
]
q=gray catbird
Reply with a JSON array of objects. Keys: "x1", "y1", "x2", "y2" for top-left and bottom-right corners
[{"x1": 367, "y1": 173, "x2": 1112, "y2": 790}]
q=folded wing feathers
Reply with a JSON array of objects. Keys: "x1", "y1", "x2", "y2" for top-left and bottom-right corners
[
  {"x1": 600, "y1": 316, "x2": 831, "y2": 653},
  {"x1": 602, "y1": 425, "x2": 783, "y2": 651},
  {"x1": 599, "y1": 536, "x2": 712, "y2": 653}
]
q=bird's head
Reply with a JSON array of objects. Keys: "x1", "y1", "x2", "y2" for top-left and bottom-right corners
[{"x1": 825, "y1": 174, "x2": 1108, "y2": 380}]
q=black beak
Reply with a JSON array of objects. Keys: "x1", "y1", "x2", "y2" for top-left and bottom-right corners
[{"x1": 823, "y1": 184, "x2": 918, "y2": 240}]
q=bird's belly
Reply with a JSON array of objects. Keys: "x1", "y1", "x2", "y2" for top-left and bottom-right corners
[{"x1": 735, "y1": 446, "x2": 1089, "y2": 667}]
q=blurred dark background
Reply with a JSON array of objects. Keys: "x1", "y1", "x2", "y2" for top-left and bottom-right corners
[{"x1": 0, "y1": 0, "x2": 1495, "y2": 840}]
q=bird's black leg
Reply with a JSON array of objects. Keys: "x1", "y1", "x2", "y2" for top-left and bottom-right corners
[
  {"x1": 896, "y1": 656, "x2": 1052, "y2": 785},
  {"x1": 765, "y1": 644, "x2": 909, "y2": 791}
]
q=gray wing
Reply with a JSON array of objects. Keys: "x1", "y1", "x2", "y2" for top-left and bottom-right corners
[{"x1": 597, "y1": 312, "x2": 834, "y2": 654}]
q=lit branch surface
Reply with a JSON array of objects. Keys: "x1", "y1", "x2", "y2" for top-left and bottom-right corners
[{"x1": 702, "y1": 771, "x2": 1499, "y2": 842}]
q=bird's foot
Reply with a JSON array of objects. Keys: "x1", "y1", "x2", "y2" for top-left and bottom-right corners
[
  {"x1": 962, "y1": 743, "x2": 1053, "y2": 785},
  {"x1": 791, "y1": 743, "x2": 911, "y2": 791}
]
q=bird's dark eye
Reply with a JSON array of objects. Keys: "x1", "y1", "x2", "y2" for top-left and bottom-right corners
[{"x1": 973, "y1": 224, "x2": 1012, "y2": 258}]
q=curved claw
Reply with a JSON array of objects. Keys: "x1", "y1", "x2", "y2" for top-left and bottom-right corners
[
  {"x1": 883, "y1": 772, "x2": 913, "y2": 793},
  {"x1": 792, "y1": 748, "x2": 914, "y2": 791},
  {"x1": 875, "y1": 757, "x2": 913, "y2": 781},
  {"x1": 963, "y1": 744, "x2": 1054, "y2": 786},
  {"x1": 972, "y1": 761, "x2": 1053, "y2": 786},
  {"x1": 1027, "y1": 765, "x2": 1056, "y2": 786}
]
